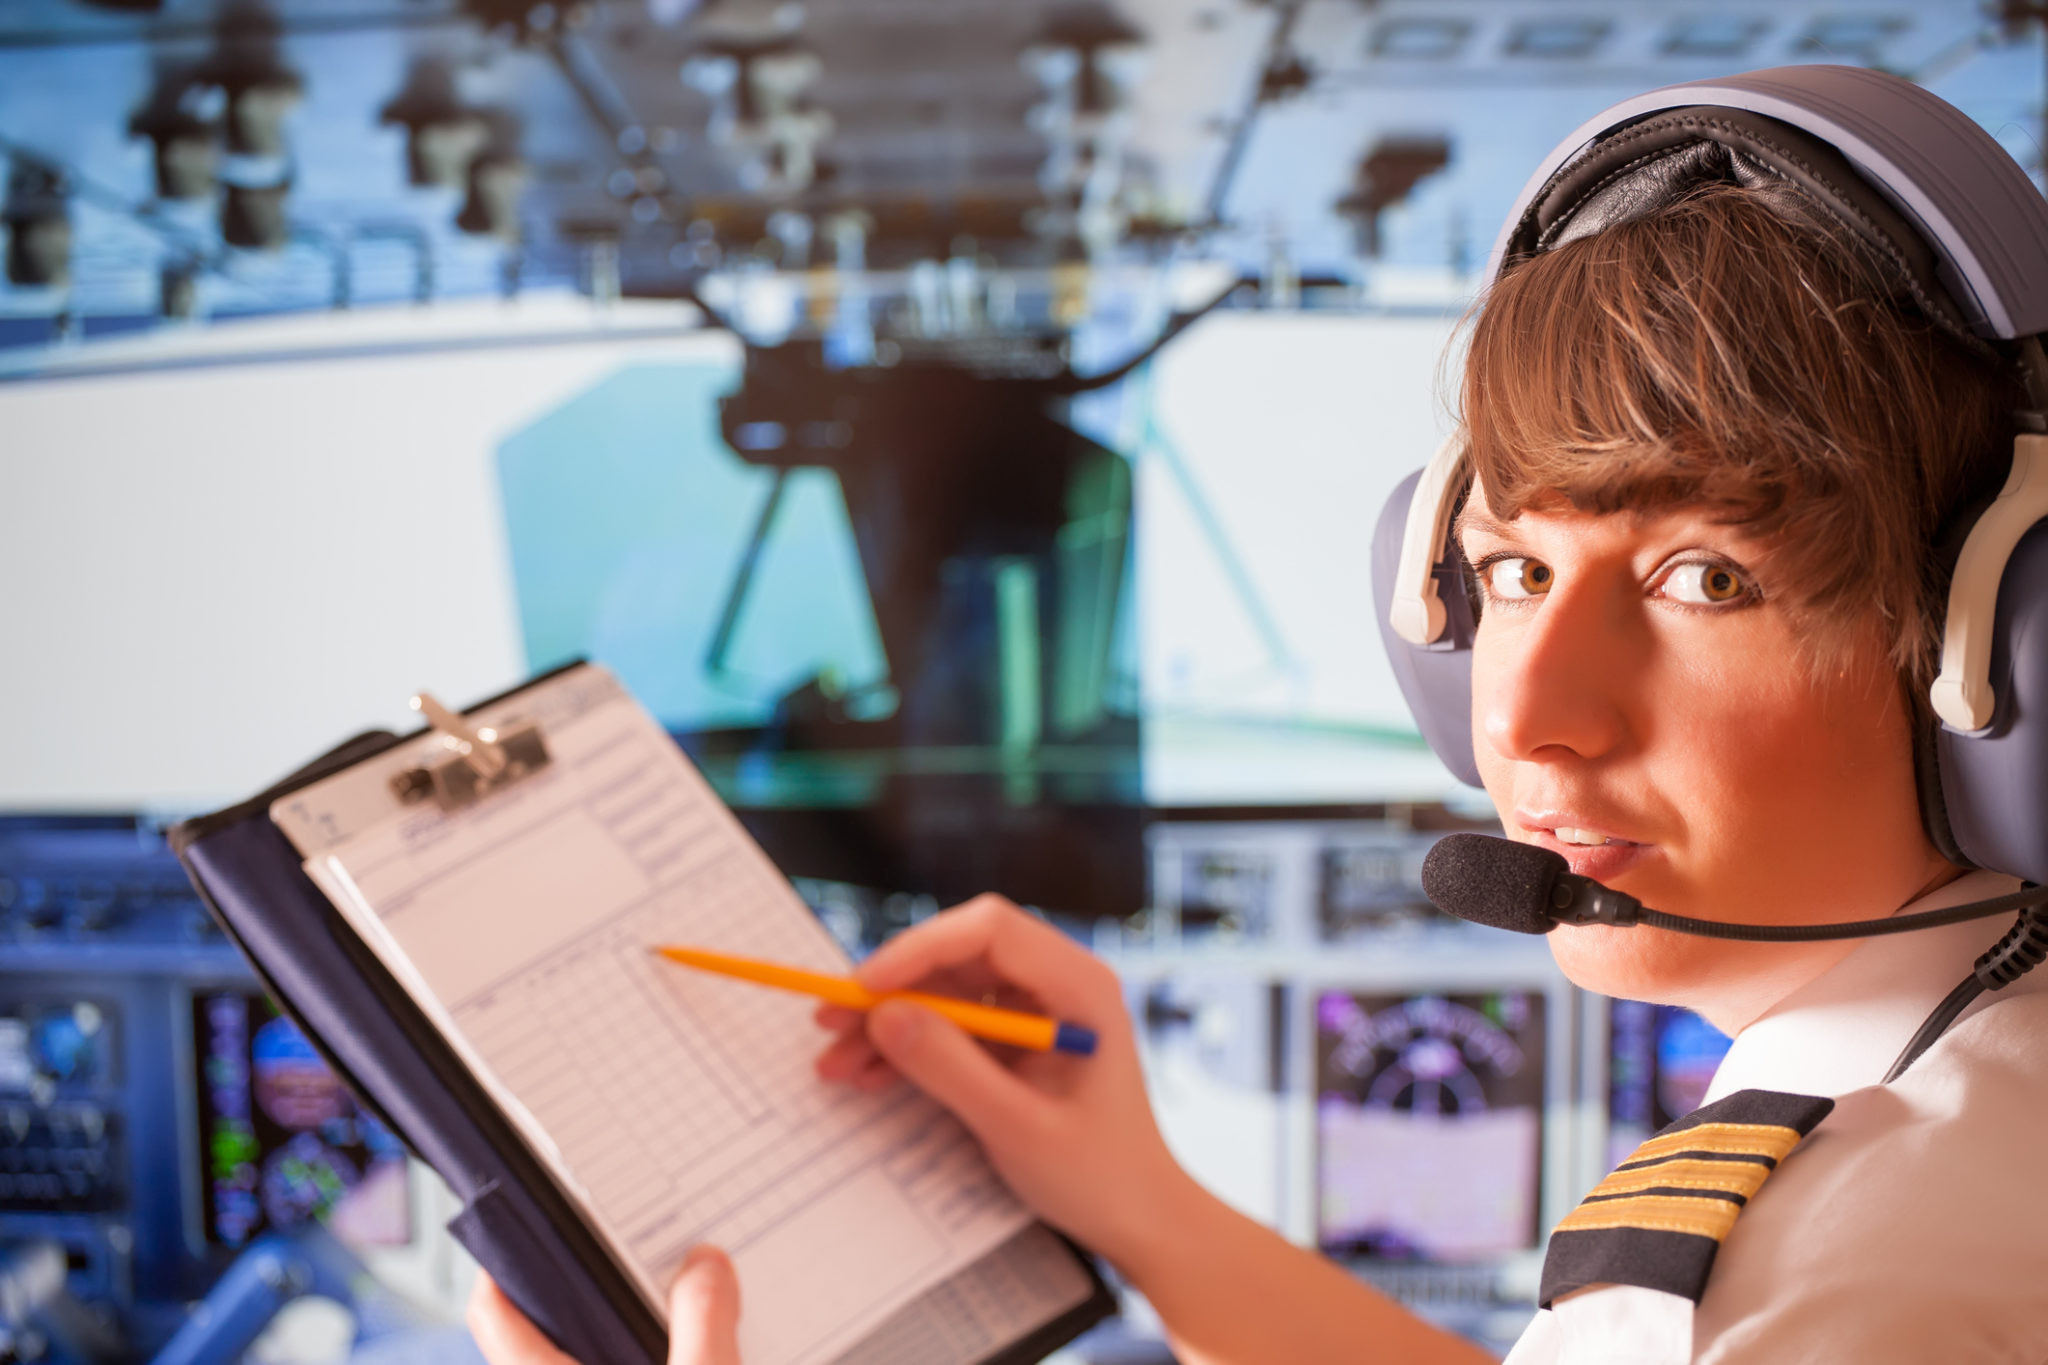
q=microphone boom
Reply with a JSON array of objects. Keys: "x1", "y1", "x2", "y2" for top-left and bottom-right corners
[{"x1": 1422, "y1": 833, "x2": 2047, "y2": 942}]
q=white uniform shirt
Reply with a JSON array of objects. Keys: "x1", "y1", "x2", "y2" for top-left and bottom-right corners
[{"x1": 1505, "y1": 869, "x2": 2048, "y2": 1364}]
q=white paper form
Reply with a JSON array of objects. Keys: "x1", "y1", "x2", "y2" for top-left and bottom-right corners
[{"x1": 271, "y1": 667, "x2": 1059, "y2": 1365}]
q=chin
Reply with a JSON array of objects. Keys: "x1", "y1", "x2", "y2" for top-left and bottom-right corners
[
  {"x1": 1546, "y1": 921, "x2": 1723, "y2": 1006},
  {"x1": 1547, "y1": 919, "x2": 1853, "y2": 1031}
]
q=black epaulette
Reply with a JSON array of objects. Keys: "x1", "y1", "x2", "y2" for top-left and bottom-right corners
[{"x1": 1539, "y1": 1089, "x2": 1834, "y2": 1309}]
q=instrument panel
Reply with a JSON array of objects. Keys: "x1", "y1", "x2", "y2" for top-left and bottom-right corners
[
  {"x1": 0, "y1": 816, "x2": 447, "y2": 1357},
  {"x1": 190, "y1": 989, "x2": 411, "y2": 1251}
]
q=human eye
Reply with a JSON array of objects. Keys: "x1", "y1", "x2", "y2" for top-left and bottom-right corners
[
  {"x1": 1656, "y1": 559, "x2": 1755, "y2": 607},
  {"x1": 1474, "y1": 553, "x2": 1555, "y2": 602}
]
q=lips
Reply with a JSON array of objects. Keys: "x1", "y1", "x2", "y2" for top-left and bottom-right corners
[{"x1": 1516, "y1": 812, "x2": 1658, "y2": 883}]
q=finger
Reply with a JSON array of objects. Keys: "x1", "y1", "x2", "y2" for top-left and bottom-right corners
[
  {"x1": 867, "y1": 1000, "x2": 1041, "y2": 1141},
  {"x1": 851, "y1": 1054, "x2": 901, "y2": 1092},
  {"x1": 856, "y1": 897, "x2": 1016, "y2": 994},
  {"x1": 468, "y1": 1273, "x2": 580, "y2": 1365},
  {"x1": 858, "y1": 898, "x2": 1113, "y2": 1019},
  {"x1": 813, "y1": 1028, "x2": 880, "y2": 1081},
  {"x1": 668, "y1": 1246, "x2": 742, "y2": 1365},
  {"x1": 813, "y1": 1003, "x2": 862, "y2": 1031}
]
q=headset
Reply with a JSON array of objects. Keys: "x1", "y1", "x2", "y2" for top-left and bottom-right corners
[{"x1": 1369, "y1": 63, "x2": 2048, "y2": 887}]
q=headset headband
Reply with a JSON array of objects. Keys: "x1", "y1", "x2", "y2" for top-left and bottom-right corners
[
  {"x1": 1489, "y1": 65, "x2": 2048, "y2": 342},
  {"x1": 1388, "y1": 64, "x2": 2048, "y2": 737}
]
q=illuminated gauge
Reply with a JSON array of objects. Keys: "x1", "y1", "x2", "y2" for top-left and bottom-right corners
[
  {"x1": 261, "y1": 1131, "x2": 359, "y2": 1231},
  {"x1": 31, "y1": 1004, "x2": 104, "y2": 1084},
  {"x1": 1320, "y1": 994, "x2": 1530, "y2": 1114},
  {"x1": 1314, "y1": 991, "x2": 1547, "y2": 1261},
  {"x1": 251, "y1": 1016, "x2": 348, "y2": 1130}
]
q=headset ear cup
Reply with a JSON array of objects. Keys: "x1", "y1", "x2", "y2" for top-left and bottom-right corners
[
  {"x1": 1912, "y1": 693, "x2": 1972, "y2": 869},
  {"x1": 1372, "y1": 469, "x2": 1482, "y2": 787},
  {"x1": 1934, "y1": 514, "x2": 2048, "y2": 882},
  {"x1": 1916, "y1": 489, "x2": 1995, "y2": 869}
]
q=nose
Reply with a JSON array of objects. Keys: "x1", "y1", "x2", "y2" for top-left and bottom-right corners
[{"x1": 1478, "y1": 576, "x2": 1633, "y2": 766}]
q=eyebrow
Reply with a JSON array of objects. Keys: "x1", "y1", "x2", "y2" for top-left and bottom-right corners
[{"x1": 1451, "y1": 503, "x2": 1518, "y2": 546}]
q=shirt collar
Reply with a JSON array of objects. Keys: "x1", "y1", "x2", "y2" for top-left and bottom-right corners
[{"x1": 1702, "y1": 868, "x2": 2025, "y2": 1102}]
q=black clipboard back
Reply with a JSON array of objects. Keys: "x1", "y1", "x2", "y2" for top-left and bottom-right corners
[{"x1": 168, "y1": 668, "x2": 1116, "y2": 1365}]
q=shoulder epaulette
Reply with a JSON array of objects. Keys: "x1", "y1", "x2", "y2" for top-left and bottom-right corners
[{"x1": 1539, "y1": 1089, "x2": 1834, "y2": 1308}]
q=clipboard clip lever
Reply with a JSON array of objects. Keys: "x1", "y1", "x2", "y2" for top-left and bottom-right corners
[{"x1": 391, "y1": 692, "x2": 551, "y2": 811}]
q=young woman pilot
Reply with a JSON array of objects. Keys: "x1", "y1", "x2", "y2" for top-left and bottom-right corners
[{"x1": 471, "y1": 64, "x2": 2048, "y2": 1364}]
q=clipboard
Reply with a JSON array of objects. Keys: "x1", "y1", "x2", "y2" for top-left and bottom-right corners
[{"x1": 168, "y1": 661, "x2": 1117, "y2": 1365}]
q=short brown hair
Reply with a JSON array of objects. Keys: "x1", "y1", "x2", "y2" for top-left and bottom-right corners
[{"x1": 1461, "y1": 181, "x2": 2023, "y2": 689}]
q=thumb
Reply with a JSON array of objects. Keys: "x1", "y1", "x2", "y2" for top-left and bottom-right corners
[
  {"x1": 867, "y1": 1000, "x2": 1039, "y2": 1143},
  {"x1": 667, "y1": 1246, "x2": 742, "y2": 1365}
]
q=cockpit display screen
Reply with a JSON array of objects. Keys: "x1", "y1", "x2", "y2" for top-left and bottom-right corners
[
  {"x1": 1605, "y1": 1000, "x2": 1731, "y2": 1169},
  {"x1": 191, "y1": 990, "x2": 411, "y2": 1248},
  {"x1": 1315, "y1": 990, "x2": 1546, "y2": 1262}
]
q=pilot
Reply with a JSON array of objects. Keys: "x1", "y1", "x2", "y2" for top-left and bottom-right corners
[{"x1": 470, "y1": 65, "x2": 2048, "y2": 1365}]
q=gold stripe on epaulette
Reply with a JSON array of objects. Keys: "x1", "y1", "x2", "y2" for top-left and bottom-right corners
[
  {"x1": 1580, "y1": 1157, "x2": 1775, "y2": 1202},
  {"x1": 1554, "y1": 1193, "x2": 1743, "y2": 1241},
  {"x1": 1619, "y1": 1121, "x2": 1803, "y2": 1167}
]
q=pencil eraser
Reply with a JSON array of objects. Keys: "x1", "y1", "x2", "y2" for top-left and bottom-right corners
[{"x1": 1054, "y1": 1023, "x2": 1098, "y2": 1057}]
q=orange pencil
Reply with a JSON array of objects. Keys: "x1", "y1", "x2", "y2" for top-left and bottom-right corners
[{"x1": 652, "y1": 945, "x2": 1098, "y2": 1055}]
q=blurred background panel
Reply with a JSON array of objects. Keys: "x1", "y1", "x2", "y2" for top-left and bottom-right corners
[{"x1": 0, "y1": 1, "x2": 2022, "y2": 1360}]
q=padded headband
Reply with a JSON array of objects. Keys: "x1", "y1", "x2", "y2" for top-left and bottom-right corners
[
  {"x1": 1500, "y1": 105, "x2": 1987, "y2": 354},
  {"x1": 1487, "y1": 65, "x2": 2048, "y2": 344}
]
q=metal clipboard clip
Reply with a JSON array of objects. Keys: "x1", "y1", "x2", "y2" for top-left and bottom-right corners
[{"x1": 390, "y1": 692, "x2": 551, "y2": 812}]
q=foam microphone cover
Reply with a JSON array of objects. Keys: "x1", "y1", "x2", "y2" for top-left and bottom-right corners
[{"x1": 1420, "y1": 833, "x2": 1569, "y2": 935}]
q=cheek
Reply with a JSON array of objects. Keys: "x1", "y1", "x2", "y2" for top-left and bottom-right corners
[
  {"x1": 1637, "y1": 670, "x2": 1795, "y2": 837},
  {"x1": 1645, "y1": 621, "x2": 1803, "y2": 777},
  {"x1": 1469, "y1": 617, "x2": 1520, "y2": 808},
  {"x1": 1644, "y1": 649, "x2": 1914, "y2": 887}
]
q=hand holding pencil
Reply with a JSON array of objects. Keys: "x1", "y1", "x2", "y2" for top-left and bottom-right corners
[
  {"x1": 799, "y1": 894, "x2": 1194, "y2": 1285},
  {"x1": 653, "y1": 943, "x2": 1099, "y2": 1055}
]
